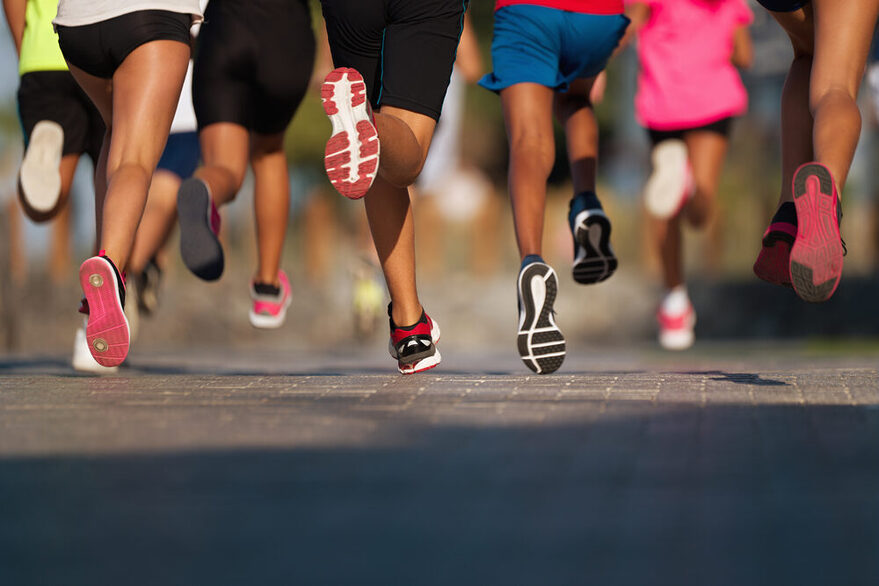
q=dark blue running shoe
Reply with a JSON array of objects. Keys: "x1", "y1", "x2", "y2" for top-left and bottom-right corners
[{"x1": 569, "y1": 191, "x2": 618, "y2": 284}]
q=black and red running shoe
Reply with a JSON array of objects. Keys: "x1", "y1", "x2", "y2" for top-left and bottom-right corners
[
  {"x1": 321, "y1": 67, "x2": 380, "y2": 200},
  {"x1": 388, "y1": 305, "x2": 441, "y2": 375},
  {"x1": 754, "y1": 202, "x2": 796, "y2": 288},
  {"x1": 789, "y1": 162, "x2": 844, "y2": 302}
]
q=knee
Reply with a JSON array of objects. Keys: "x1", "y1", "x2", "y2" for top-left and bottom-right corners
[
  {"x1": 510, "y1": 131, "x2": 555, "y2": 169},
  {"x1": 809, "y1": 85, "x2": 859, "y2": 118},
  {"x1": 554, "y1": 92, "x2": 591, "y2": 120}
]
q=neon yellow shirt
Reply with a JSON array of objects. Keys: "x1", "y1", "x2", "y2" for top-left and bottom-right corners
[{"x1": 19, "y1": 0, "x2": 68, "y2": 75}]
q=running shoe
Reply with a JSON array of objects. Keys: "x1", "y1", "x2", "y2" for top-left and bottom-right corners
[
  {"x1": 249, "y1": 270, "x2": 292, "y2": 329},
  {"x1": 135, "y1": 258, "x2": 163, "y2": 316},
  {"x1": 321, "y1": 67, "x2": 380, "y2": 199},
  {"x1": 644, "y1": 139, "x2": 693, "y2": 219},
  {"x1": 19, "y1": 120, "x2": 64, "y2": 220},
  {"x1": 569, "y1": 191, "x2": 618, "y2": 284},
  {"x1": 657, "y1": 297, "x2": 696, "y2": 351},
  {"x1": 178, "y1": 177, "x2": 224, "y2": 281},
  {"x1": 517, "y1": 260, "x2": 565, "y2": 374},
  {"x1": 79, "y1": 253, "x2": 129, "y2": 367},
  {"x1": 388, "y1": 304, "x2": 441, "y2": 375},
  {"x1": 72, "y1": 318, "x2": 118, "y2": 374},
  {"x1": 753, "y1": 202, "x2": 796, "y2": 288},
  {"x1": 789, "y1": 162, "x2": 844, "y2": 303}
]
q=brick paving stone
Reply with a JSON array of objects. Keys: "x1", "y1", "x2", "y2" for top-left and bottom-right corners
[{"x1": 0, "y1": 343, "x2": 877, "y2": 585}]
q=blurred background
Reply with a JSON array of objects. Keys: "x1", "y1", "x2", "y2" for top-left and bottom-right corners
[{"x1": 1, "y1": 1, "x2": 878, "y2": 360}]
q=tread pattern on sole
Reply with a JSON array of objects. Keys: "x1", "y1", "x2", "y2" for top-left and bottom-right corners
[
  {"x1": 517, "y1": 263, "x2": 565, "y2": 374},
  {"x1": 79, "y1": 257, "x2": 129, "y2": 368},
  {"x1": 321, "y1": 68, "x2": 380, "y2": 200},
  {"x1": 789, "y1": 163, "x2": 843, "y2": 303},
  {"x1": 178, "y1": 178, "x2": 224, "y2": 281},
  {"x1": 572, "y1": 210, "x2": 618, "y2": 284}
]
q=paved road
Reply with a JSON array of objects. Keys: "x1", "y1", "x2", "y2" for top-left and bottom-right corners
[{"x1": 1, "y1": 344, "x2": 878, "y2": 585}]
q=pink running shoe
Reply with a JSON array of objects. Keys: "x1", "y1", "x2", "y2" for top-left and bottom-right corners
[
  {"x1": 321, "y1": 67, "x2": 380, "y2": 199},
  {"x1": 790, "y1": 163, "x2": 844, "y2": 303},
  {"x1": 657, "y1": 300, "x2": 696, "y2": 351},
  {"x1": 753, "y1": 202, "x2": 796, "y2": 288},
  {"x1": 249, "y1": 270, "x2": 293, "y2": 329},
  {"x1": 79, "y1": 253, "x2": 129, "y2": 367}
]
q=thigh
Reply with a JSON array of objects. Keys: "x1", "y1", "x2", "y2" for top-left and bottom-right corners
[
  {"x1": 683, "y1": 130, "x2": 729, "y2": 195},
  {"x1": 810, "y1": 0, "x2": 879, "y2": 101},
  {"x1": 199, "y1": 123, "x2": 250, "y2": 181},
  {"x1": 381, "y1": 0, "x2": 467, "y2": 120},
  {"x1": 108, "y1": 40, "x2": 191, "y2": 173}
]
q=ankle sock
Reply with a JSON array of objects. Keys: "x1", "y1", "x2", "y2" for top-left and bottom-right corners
[
  {"x1": 521, "y1": 254, "x2": 544, "y2": 270},
  {"x1": 662, "y1": 285, "x2": 690, "y2": 315}
]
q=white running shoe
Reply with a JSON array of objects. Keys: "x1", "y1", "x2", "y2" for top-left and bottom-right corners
[
  {"x1": 72, "y1": 319, "x2": 119, "y2": 374},
  {"x1": 644, "y1": 139, "x2": 692, "y2": 220},
  {"x1": 19, "y1": 120, "x2": 64, "y2": 216},
  {"x1": 321, "y1": 67, "x2": 380, "y2": 199},
  {"x1": 517, "y1": 261, "x2": 565, "y2": 374}
]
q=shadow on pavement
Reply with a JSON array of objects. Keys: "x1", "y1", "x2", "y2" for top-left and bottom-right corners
[{"x1": 1, "y1": 404, "x2": 876, "y2": 586}]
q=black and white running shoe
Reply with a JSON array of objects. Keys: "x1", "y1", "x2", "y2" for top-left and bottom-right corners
[
  {"x1": 569, "y1": 192, "x2": 618, "y2": 284},
  {"x1": 177, "y1": 177, "x2": 224, "y2": 281},
  {"x1": 517, "y1": 261, "x2": 565, "y2": 374}
]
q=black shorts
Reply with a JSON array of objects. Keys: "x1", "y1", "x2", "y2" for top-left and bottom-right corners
[
  {"x1": 193, "y1": 0, "x2": 315, "y2": 135},
  {"x1": 17, "y1": 70, "x2": 105, "y2": 161},
  {"x1": 756, "y1": 0, "x2": 809, "y2": 12},
  {"x1": 648, "y1": 117, "x2": 733, "y2": 147},
  {"x1": 320, "y1": 0, "x2": 469, "y2": 121},
  {"x1": 56, "y1": 10, "x2": 191, "y2": 79}
]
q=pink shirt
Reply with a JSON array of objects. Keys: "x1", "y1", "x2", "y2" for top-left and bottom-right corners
[
  {"x1": 495, "y1": 0, "x2": 623, "y2": 13},
  {"x1": 631, "y1": 0, "x2": 752, "y2": 130}
]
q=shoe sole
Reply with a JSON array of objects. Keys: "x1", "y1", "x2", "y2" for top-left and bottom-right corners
[
  {"x1": 19, "y1": 120, "x2": 63, "y2": 214},
  {"x1": 790, "y1": 163, "x2": 843, "y2": 303},
  {"x1": 659, "y1": 327, "x2": 695, "y2": 351},
  {"x1": 178, "y1": 178, "x2": 224, "y2": 281},
  {"x1": 321, "y1": 68, "x2": 380, "y2": 199},
  {"x1": 572, "y1": 208, "x2": 618, "y2": 284},
  {"x1": 71, "y1": 323, "x2": 119, "y2": 374},
  {"x1": 644, "y1": 139, "x2": 689, "y2": 219},
  {"x1": 79, "y1": 257, "x2": 129, "y2": 368},
  {"x1": 517, "y1": 263, "x2": 565, "y2": 374}
]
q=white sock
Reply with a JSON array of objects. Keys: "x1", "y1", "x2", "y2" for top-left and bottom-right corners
[{"x1": 661, "y1": 285, "x2": 690, "y2": 315}]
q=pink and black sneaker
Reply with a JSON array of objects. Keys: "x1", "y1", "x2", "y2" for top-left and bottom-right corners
[
  {"x1": 388, "y1": 304, "x2": 441, "y2": 375},
  {"x1": 78, "y1": 252, "x2": 129, "y2": 367},
  {"x1": 321, "y1": 67, "x2": 380, "y2": 199},
  {"x1": 789, "y1": 163, "x2": 844, "y2": 303},
  {"x1": 249, "y1": 270, "x2": 293, "y2": 329},
  {"x1": 178, "y1": 177, "x2": 224, "y2": 281},
  {"x1": 753, "y1": 202, "x2": 796, "y2": 288}
]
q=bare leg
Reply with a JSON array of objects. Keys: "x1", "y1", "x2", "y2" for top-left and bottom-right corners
[
  {"x1": 127, "y1": 169, "x2": 181, "y2": 274},
  {"x1": 554, "y1": 78, "x2": 598, "y2": 195},
  {"x1": 683, "y1": 131, "x2": 728, "y2": 227},
  {"x1": 195, "y1": 123, "x2": 249, "y2": 206},
  {"x1": 48, "y1": 154, "x2": 81, "y2": 282},
  {"x1": 653, "y1": 215, "x2": 684, "y2": 289},
  {"x1": 68, "y1": 40, "x2": 190, "y2": 269},
  {"x1": 772, "y1": 0, "x2": 879, "y2": 193},
  {"x1": 500, "y1": 83, "x2": 556, "y2": 260},
  {"x1": 366, "y1": 106, "x2": 437, "y2": 327},
  {"x1": 250, "y1": 132, "x2": 289, "y2": 286}
]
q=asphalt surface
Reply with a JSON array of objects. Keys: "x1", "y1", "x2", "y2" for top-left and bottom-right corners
[{"x1": 1, "y1": 344, "x2": 878, "y2": 585}]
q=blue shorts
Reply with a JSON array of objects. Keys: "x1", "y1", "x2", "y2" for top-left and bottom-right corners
[
  {"x1": 157, "y1": 131, "x2": 200, "y2": 179},
  {"x1": 756, "y1": 0, "x2": 809, "y2": 12},
  {"x1": 479, "y1": 5, "x2": 629, "y2": 93}
]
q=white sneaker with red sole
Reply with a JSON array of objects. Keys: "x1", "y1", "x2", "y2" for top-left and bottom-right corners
[{"x1": 321, "y1": 67, "x2": 380, "y2": 199}]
